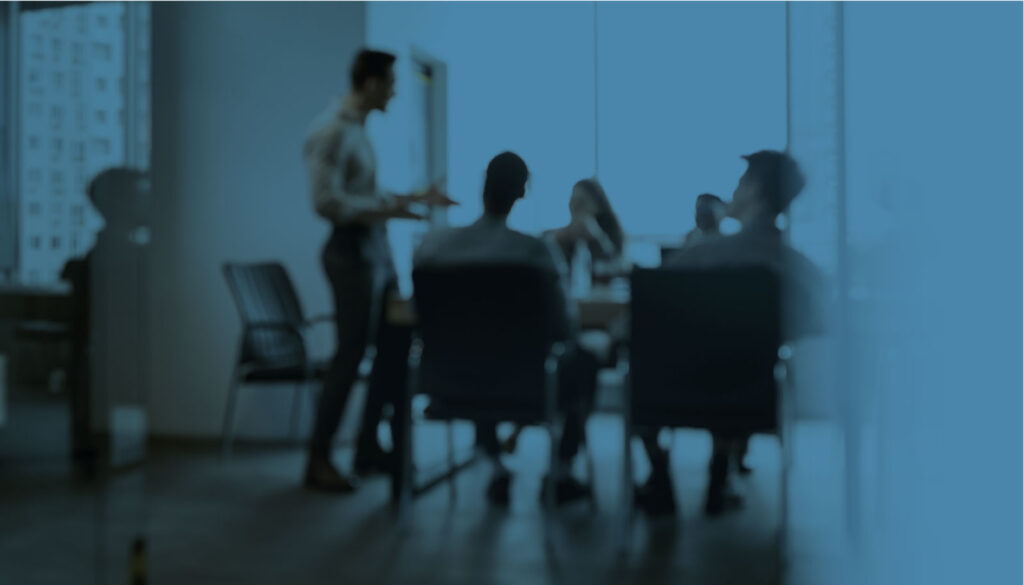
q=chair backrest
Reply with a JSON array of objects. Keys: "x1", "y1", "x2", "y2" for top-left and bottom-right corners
[
  {"x1": 223, "y1": 262, "x2": 306, "y2": 366},
  {"x1": 630, "y1": 267, "x2": 782, "y2": 432},
  {"x1": 412, "y1": 264, "x2": 559, "y2": 413},
  {"x1": 659, "y1": 245, "x2": 684, "y2": 266}
]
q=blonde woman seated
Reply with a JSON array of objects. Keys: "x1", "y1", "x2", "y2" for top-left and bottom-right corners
[
  {"x1": 502, "y1": 179, "x2": 626, "y2": 454},
  {"x1": 544, "y1": 178, "x2": 627, "y2": 275}
]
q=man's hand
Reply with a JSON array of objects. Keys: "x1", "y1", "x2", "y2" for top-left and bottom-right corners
[
  {"x1": 377, "y1": 197, "x2": 427, "y2": 221},
  {"x1": 407, "y1": 181, "x2": 458, "y2": 208},
  {"x1": 387, "y1": 208, "x2": 428, "y2": 220}
]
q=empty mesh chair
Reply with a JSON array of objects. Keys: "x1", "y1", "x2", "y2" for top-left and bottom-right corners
[{"x1": 221, "y1": 262, "x2": 337, "y2": 458}]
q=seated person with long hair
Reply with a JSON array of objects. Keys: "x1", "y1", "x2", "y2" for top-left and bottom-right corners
[{"x1": 544, "y1": 178, "x2": 626, "y2": 272}]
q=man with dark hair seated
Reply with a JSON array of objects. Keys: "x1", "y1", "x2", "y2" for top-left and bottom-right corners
[
  {"x1": 414, "y1": 152, "x2": 598, "y2": 507},
  {"x1": 637, "y1": 150, "x2": 825, "y2": 517}
]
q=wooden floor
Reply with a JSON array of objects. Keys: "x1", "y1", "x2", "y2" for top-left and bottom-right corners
[{"x1": 0, "y1": 415, "x2": 855, "y2": 585}]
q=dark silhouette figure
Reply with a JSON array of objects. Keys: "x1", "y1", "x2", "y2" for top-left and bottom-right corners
[
  {"x1": 415, "y1": 152, "x2": 598, "y2": 506},
  {"x1": 639, "y1": 150, "x2": 823, "y2": 517},
  {"x1": 61, "y1": 167, "x2": 147, "y2": 476}
]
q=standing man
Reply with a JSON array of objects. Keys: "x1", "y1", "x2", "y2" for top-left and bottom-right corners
[{"x1": 304, "y1": 49, "x2": 454, "y2": 492}]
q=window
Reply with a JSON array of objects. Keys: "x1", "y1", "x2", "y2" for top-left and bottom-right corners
[
  {"x1": 93, "y1": 42, "x2": 112, "y2": 61},
  {"x1": 47, "y1": 12, "x2": 63, "y2": 31},
  {"x1": 93, "y1": 138, "x2": 111, "y2": 156},
  {"x1": 9, "y1": 4, "x2": 151, "y2": 281},
  {"x1": 50, "y1": 138, "x2": 63, "y2": 162},
  {"x1": 50, "y1": 106, "x2": 63, "y2": 130}
]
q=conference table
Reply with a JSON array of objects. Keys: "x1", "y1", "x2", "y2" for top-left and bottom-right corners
[
  {"x1": 0, "y1": 283, "x2": 85, "y2": 462},
  {"x1": 386, "y1": 285, "x2": 631, "y2": 330},
  {"x1": 0, "y1": 282, "x2": 74, "y2": 323},
  {"x1": 385, "y1": 285, "x2": 631, "y2": 503}
]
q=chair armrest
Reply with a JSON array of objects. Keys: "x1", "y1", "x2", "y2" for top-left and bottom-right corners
[
  {"x1": 546, "y1": 342, "x2": 567, "y2": 366},
  {"x1": 614, "y1": 344, "x2": 630, "y2": 376},
  {"x1": 246, "y1": 321, "x2": 303, "y2": 337},
  {"x1": 544, "y1": 342, "x2": 567, "y2": 420},
  {"x1": 774, "y1": 344, "x2": 793, "y2": 388},
  {"x1": 303, "y1": 314, "x2": 335, "y2": 327},
  {"x1": 616, "y1": 345, "x2": 632, "y2": 434},
  {"x1": 244, "y1": 321, "x2": 309, "y2": 364}
]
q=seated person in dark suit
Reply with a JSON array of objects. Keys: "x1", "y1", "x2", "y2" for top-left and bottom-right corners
[
  {"x1": 638, "y1": 150, "x2": 824, "y2": 517},
  {"x1": 414, "y1": 152, "x2": 598, "y2": 506}
]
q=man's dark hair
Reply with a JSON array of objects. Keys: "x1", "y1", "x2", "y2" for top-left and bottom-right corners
[
  {"x1": 741, "y1": 150, "x2": 806, "y2": 214},
  {"x1": 483, "y1": 152, "x2": 529, "y2": 216},
  {"x1": 351, "y1": 49, "x2": 396, "y2": 90},
  {"x1": 695, "y1": 193, "x2": 724, "y2": 231}
]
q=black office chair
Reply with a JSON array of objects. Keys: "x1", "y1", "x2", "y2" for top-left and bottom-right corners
[
  {"x1": 398, "y1": 264, "x2": 593, "y2": 515},
  {"x1": 221, "y1": 262, "x2": 340, "y2": 459},
  {"x1": 659, "y1": 245, "x2": 684, "y2": 266},
  {"x1": 621, "y1": 267, "x2": 793, "y2": 564}
]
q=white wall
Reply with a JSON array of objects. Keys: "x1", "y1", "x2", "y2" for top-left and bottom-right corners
[{"x1": 148, "y1": 2, "x2": 365, "y2": 437}]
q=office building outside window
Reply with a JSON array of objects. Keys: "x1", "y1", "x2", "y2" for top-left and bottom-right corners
[{"x1": 10, "y1": 2, "x2": 150, "y2": 284}]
